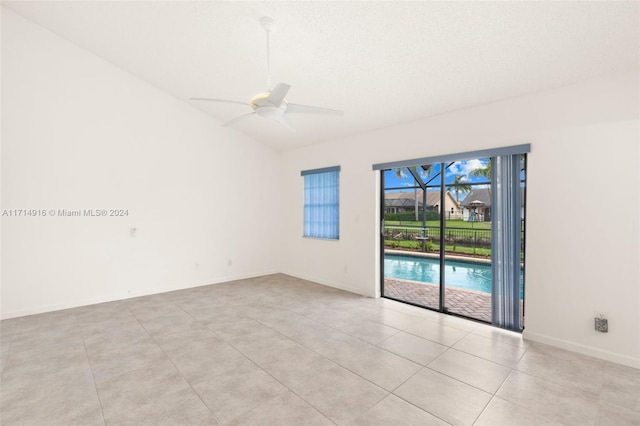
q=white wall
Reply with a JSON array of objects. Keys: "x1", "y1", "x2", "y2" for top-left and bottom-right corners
[
  {"x1": 1, "y1": 8, "x2": 281, "y2": 318},
  {"x1": 280, "y1": 71, "x2": 640, "y2": 368}
]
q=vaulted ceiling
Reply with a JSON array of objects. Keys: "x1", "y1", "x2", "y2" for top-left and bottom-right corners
[{"x1": 3, "y1": 1, "x2": 638, "y2": 151}]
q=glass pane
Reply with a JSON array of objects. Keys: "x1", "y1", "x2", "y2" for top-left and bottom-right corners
[
  {"x1": 382, "y1": 167, "x2": 439, "y2": 311},
  {"x1": 444, "y1": 157, "x2": 493, "y2": 322},
  {"x1": 384, "y1": 168, "x2": 419, "y2": 190}
]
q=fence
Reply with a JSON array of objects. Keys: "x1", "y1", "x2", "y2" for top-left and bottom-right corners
[
  {"x1": 384, "y1": 226, "x2": 492, "y2": 254},
  {"x1": 385, "y1": 211, "x2": 473, "y2": 224},
  {"x1": 384, "y1": 225, "x2": 526, "y2": 257}
]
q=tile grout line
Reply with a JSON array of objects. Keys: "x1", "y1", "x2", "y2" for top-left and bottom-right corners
[
  {"x1": 260, "y1": 298, "x2": 516, "y2": 406},
  {"x1": 470, "y1": 394, "x2": 498, "y2": 426},
  {"x1": 385, "y1": 331, "x2": 512, "y2": 424},
  {"x1": 168, "y1": 292, "x2": 340, "y2": 425},
  {"x1": 204, "y1": 303, "x2": 394, "y2": 424},
  {"x1": 76, "y1": 312, "x2": 108, "y2": 426},
  {"x1": 220, "y1": 337, "x2": 340, "y2": 426},
  {"x1": 225, "y1": 312, "x2": 379, "y2": 424},
  {"x1": 131, "y1": 298, "x2": 225, "y2": 426},
  {"x1": 258, "y1": 310, "x2": 460, "y2": 422},
  {"x1": 495, "y1": 367, "x2": 605, "y2": 425},
  {"x1": 173, "y1": 303, "x2": 295, "y2": 425},
  {"x1": 483, "y1": 368, "x2": 578, "y2": 426},
  {"x1": 388, "y1": 376, "x2": 456, "y2": 426}
]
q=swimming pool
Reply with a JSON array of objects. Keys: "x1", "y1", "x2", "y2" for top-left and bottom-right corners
[{"x1": 384, "y1": 254, "x2": 523, "y2": 298}]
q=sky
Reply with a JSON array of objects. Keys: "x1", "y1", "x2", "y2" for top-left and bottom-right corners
[{"x1": 384, "y1": 158, "x2": 491, "y2": 192}]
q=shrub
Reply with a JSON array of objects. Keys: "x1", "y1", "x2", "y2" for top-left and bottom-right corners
[{"x1": 385, "y1": 211, "x2": 440, "y2": 221}]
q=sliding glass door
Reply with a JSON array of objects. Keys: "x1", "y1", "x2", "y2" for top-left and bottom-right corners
[{"x1": 378, "y1": 146, "x2": 527, "y2": 331}]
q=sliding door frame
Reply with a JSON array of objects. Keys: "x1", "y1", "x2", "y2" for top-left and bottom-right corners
[
  {"x1": 376, "y1": 144, "x2": 530, "y2": 328},
  {"x1": 379, "y1": 171, "x2": 386, "y2": 298}
]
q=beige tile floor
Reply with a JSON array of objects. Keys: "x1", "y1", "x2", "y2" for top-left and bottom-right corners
[{"x1": 1, "y1": 274, "x2": 638, "y2": 426}]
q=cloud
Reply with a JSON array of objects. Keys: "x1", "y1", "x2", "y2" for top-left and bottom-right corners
[{"x1": 451, "y1": 159, "x2": 486, "y2": 176}]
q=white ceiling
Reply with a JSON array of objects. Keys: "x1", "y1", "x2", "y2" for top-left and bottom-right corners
[{"x1": 4, "y1": 1, "x2": 639, "y2": 151}]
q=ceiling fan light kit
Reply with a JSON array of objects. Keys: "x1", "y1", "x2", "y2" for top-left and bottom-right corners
[{"x1": 191, "y1": 17, "x2": 343, "y2": 132}]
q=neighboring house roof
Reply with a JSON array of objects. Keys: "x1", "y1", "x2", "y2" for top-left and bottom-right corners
[
  {"x1": 385, "y1": 191, "x2": 423, "y2": 208},
  {"x1": 385, "y1": 190, "x2": 460, "y2": 208},
  {"x1": 385, "y1": 197, "x2": 422, "y2": 208},
  {"x1": 460, "y1": 189, "x2": 491, "y2": 207},
  {"x1": 460, "y1": 188, "x2": 525, "y2": 207}
]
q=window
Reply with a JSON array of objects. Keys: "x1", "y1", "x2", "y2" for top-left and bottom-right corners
[{"x1": 302, "y1": 166, "x2": 340, "y2": 240}]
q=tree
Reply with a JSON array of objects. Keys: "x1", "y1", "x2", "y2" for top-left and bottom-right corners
[
  {"x1": 468, "y1": 159, "x2": 492, "y2": 221},
  {"x1": 448, "y1": 174, "x2": 471, "y2": 204},
  {"x1": 469, "y1": 159, "x2": 491, "y2": 180},
  {"x1": 466, "y1": 156, "x2": 525, "y2": 223},
  {"x1": 470, "y1": 155, "x2": 525, "y2": 179},
  {"x1": 393, "y1": 166, "x2": 430, "y2": 221}
]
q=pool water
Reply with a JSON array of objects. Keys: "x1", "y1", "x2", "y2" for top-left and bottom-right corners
[{"x1": 384, "y1": 254, "x2": 523, "y2": 298}]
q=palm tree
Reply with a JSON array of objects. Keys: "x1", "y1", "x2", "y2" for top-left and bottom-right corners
[
  {"x1": 467, "y1": 156, "x2": 525, "y2": 223},
  {"x1": 393, "y1": 166, "x2": 430, "y2": 221},
  {"x1": 470, "y1": 158, "x2": 492, "y2": 196},
  {"x1": 448, "y1": 175, "x2": 471, "y2": 204},
  {"x1": 469, "y1": 159, "x2": 491, "y2": 180},
  {"x1": 468, "y1": 159, "x2": 492, "y2": 221},
  {"x1": 469, "y1": 155, "x2": 525, "y2": 180}
]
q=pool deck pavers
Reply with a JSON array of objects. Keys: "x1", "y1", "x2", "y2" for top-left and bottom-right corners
[{"x1": 384, "y1": 278, "x2": 524, "y2": 325}]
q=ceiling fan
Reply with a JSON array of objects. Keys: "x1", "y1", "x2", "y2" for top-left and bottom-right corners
[{"x1": 191, "y1": 17, "x2": 343, "y2": 132}]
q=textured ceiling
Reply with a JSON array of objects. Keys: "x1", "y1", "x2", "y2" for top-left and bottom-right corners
[{"x1": 3, "y1": 1, "x2": 639, "y2": 151}]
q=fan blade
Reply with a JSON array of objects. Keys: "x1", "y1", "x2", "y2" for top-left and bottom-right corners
[
  {"x1": 276, "y1": 114, "x2": 296, "y2": 132},
  {"x1": 267, "y1": 83, "x2": 290, "y2": 106},
  {"x1": 190, "y1": 97, "x2": 250, "y2": 107},
  {"x1": 287, "y1": 103, "x2": 344, "y2": 116},
  {"x1": 222, "y1": 112, "x2": 256, "y2": 127}
]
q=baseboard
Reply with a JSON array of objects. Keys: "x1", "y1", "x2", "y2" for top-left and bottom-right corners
[
  {"x1": 523, "y1": 329, "x2": 640, "y2": 369},
  {"x1": 0, "y1": 269, "x2": 280, "y2": 320},
  {"x1": 194, "y1": 269, "x2": 281, "y2": 287},
  {"x1": 280, "y1": 270, "x2": 377, "y2": 299}
]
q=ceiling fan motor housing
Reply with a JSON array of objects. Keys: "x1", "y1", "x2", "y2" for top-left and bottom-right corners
[{"x1": 251, "y1": 92, "x2": 287, "y2": 119}]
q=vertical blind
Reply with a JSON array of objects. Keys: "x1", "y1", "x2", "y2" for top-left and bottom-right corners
[
  {"x1": 491, "y1": 154, "x2": 523, "y2": 331},
  {"x1": 302, "y1": 166, "x2": 340, "y2": 240}
]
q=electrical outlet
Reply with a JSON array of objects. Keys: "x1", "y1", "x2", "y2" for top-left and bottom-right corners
[
  {"x1": 595, "y1": 317, "x2": 608, "y2": 333},
  {"x1": 227, "y1": 259, "x2": 233, "y2": 266}
]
